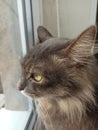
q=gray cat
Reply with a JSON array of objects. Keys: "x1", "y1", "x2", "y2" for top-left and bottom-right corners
[{"x1": 18, "y1": 26, "x2": 98, "y2": 130}]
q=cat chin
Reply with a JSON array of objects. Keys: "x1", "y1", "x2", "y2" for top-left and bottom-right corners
[
  {"x1": 20, "y1": 89, "x2": 43, "y2": 99},
  {"x1": 20, "y1": 90, "x2": 70, "y2": 100}
]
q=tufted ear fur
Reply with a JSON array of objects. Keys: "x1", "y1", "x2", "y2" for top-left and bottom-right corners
[
  {"x1": 37, "y1": 26, "x2": 53, "y2": 43},
  {"x1": 58, "y1": 26, "x2": 97, "y2": 64}
]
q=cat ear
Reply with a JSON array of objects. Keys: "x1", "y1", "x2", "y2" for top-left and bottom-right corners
[
  {"x1": 65, "y1": 26, "x2": 97, "y2": 63},
  {"x1": 37, "y1": 26, "x2": 53, "y2": 43}
]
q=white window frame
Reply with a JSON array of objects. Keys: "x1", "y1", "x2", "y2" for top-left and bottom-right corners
[
  {"x1": 17, "y1": 0, "x2": 34, "y2": 56},
  {"x1": 90, "y1": 0, "x2": 97, "y2": 25}
]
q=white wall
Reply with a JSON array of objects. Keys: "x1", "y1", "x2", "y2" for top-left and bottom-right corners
[
  {"x1": 42, "y1": 0, "x2": 58, "y2": 36},
  {"x1": 41, "y1": 0, "x2": 97, "y2": 38},
  {"x1": 58, "y1": 0, "x2": 97, "y2": 38}
]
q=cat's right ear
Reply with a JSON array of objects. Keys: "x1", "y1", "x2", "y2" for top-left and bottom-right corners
[{"x1": 37, "y1": 26, "x2": 53, "y2": 43}]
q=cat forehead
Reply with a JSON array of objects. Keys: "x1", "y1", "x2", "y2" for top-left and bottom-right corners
[
  {"x1": 22, "y1": 38, "x2": 72, "y2": 68},
  {"x1": 33, "y1": 38, "x2": 71, "y2": 56}
]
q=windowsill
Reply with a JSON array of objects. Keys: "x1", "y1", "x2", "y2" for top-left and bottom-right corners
[{"x1": 0, "y1": 98, "x2": 33, "y2": 130}]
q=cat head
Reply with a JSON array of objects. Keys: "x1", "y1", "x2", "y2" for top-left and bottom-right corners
[{"x1": 18, "y1": 26, "x2": 97, "y2": 100}]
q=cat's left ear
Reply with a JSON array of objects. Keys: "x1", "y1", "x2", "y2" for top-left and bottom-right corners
[
  {"x1": 64, "y1": 26, "x2": 97, "y2": 63},
  {"x1": 37, "y1": 26, "x2": 53, "y2": 43}
]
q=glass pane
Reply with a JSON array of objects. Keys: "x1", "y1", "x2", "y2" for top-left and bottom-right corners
[{"x1": 0, "y1": 0, "x2": 28, "y2": 110}]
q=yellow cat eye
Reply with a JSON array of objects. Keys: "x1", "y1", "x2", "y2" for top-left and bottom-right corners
[{"x1": 33, "y1": 73, "x2": 42, "y2": 82}]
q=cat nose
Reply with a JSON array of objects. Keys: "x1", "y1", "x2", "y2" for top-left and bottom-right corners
[{"x1": 17, "y1": 77, "x2": 27, "y2": 91}]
